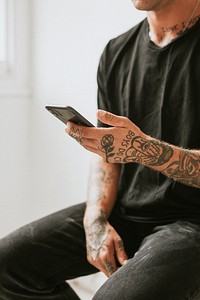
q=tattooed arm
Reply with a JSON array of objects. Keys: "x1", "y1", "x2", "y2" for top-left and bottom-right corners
[
  {"x1": 120, "y1": 135, "x2": 200, "y2": 188},
  {"x1": 66, "y1": 110, "x2": 200, "y2": 189},
  {"x1": 83, "y1": 156, "x2": 128, "y2": 277}
]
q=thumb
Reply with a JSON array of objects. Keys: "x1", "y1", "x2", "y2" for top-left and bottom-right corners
[
  {"x1": 97, "y1": 110, "x2": 130, "y2": 128},
  {"x1": 114, "y1": 238, "x2": 128, "y2": 266}
]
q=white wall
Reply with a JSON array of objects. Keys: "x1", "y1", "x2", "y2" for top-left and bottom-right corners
[
  {"x1": 0, "y1": 97, "x2": 31, "y2": 237},
  {"x1": 0, "y1": 1, "x2": 145, "y2": 298},
  {"x1": 30, "y1": 0, "x2": 145, "y2": 219},
  {"x1": 0, "y1": 0, "x2": 145, "y2": 235}
]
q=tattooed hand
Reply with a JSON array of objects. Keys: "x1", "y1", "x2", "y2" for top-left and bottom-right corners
[
  {"x1": 66, "y1": 110, "x2": 200, "y2": 188},
  {"x1": 84, "y1": 210, "x2": 128, "y2": 277},
  {"x1": 65, "y1": 110, "x2": 173, "y2": 166}
]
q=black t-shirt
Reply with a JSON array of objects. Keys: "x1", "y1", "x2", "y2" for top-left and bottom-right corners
[{"x1": 97, "y1": 18, "x2": 200, "y2": 223}]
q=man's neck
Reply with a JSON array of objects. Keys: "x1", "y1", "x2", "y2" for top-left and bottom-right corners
[{"x1": 147, "y1": 0, "x2": 200, "y2": 47}]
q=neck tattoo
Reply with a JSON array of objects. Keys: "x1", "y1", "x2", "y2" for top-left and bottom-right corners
[{"x1": 149, "y1": 0, "x2": 200, "y2": 46}]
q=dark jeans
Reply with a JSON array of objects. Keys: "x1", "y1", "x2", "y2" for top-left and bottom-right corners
[{"x1": 1, "y1": 203, "x2": 200, "y2": 300}]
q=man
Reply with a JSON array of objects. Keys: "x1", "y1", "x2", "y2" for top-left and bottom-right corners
[{"x1": 0, "y1": 0, "x2": 200, "y2": 299}]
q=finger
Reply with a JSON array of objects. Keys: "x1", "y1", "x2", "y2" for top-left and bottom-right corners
[
  {"x1": 88, "y1": 259, "x2": 110, "y2": 277},
  {"x1": 83, "y1": 138, "x2": 99, "y2": 150},
  {"x1": 88, "y1": 256, "x2": 109, "y2": 276},
  {"x1": 94, "y1": 261, "x2": 111, "y2": 278},
  {"x1": 65, "y1": 128, "x2": 84, "y2": 146},
  {"x1": 97, "y1": 110, "x2": 130, "y2": 128},
  {"x1": 84, "y1": 144, "x2": 101, "y2": 155},
  {"x1": 66, "y1": 121, "x2": 84, "y2": 132},
  {"x1": 114, "y1": 238, "x2": 128, "y2": 266},
  {"x1": 84, "y1": 137, "x2": 116, "y2": 154},
  {"x1": 100, "y1": 241, "x2": 118, "y2": 277},
  {"x1": 94, "y1": 241, "x2": 118, "y2": 277},
  {"x1": 66, "y1": 122, "x2": 104, "y2": 140},
  {"x1": 87, "y1": 249, "x2": 114, "y2": 278},
  {"x1": 103, "y1": 256, "x2": 117, "y2": 277}
]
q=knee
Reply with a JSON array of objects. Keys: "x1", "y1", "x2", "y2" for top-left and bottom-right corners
[
  {"x1": 0, "y1": 229, "x2": 33, "y2": 291},
  {"x1": 0, "y1": 236, "x2": 17, "y2": 296},
  {"x1": 0, "y1": 233, "x2": 20, "y2": 285}
]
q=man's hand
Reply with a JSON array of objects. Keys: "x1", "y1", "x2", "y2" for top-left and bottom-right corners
[
  {"x1": 66, "y1": 110, "x2": 142, "y2": 163},
  {"x1": 65, "y1": 110, "x2": 172, "y2": 166},
  {"x1": 84, "y1": 209, "x2": 128, "y2": 277}
]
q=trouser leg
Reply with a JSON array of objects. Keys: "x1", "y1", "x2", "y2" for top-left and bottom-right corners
[
  {"x1": 93, "y1": 221, "x2": 200, "y2": 300},
  {"x1": 0, "y1": 203, "x2": 98, "y2": 300}
]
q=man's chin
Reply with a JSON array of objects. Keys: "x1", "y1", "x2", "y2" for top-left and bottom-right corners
[{"x1": 131, "y1": 0, "x2": 159, "y2": 11}]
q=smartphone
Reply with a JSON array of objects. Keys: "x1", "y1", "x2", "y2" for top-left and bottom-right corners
[{"x1": 45, "y1": 105, "x2": 94, "y2": 127}]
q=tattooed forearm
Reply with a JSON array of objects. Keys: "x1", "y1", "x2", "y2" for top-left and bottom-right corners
[
  {"x1": 163, "y1": 150, "x2": 200, "y2": 188},
  {"x1": 88, "y1": 167, "x2": 107, "y2": 202},
  {"x1": 87, "y1": 160, "x2": 119, "y2": 207},
  {"x1": 85, "y1": 210, "x2": 108, "y2": 260},
  {"x1": 99, "y1": 131, "x2": 200, "y2": 188}
]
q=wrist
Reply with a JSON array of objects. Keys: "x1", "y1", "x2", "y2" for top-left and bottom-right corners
[{"x1": 83, "y1": 206, "x2": 108, "y2": 227}]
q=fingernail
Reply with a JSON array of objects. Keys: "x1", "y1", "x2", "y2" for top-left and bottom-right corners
[{"x1": 98, "y1": 110, "x2": 106, "y2": 117}]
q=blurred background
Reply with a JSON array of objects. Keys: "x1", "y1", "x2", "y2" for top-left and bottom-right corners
[{"x1": 0, "y1": 0, "x2": 144, "y2": 298}]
